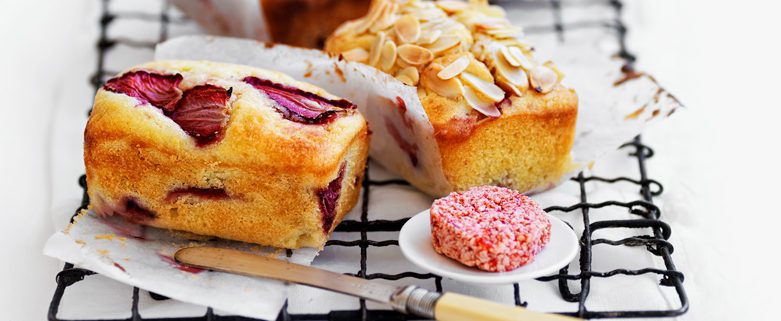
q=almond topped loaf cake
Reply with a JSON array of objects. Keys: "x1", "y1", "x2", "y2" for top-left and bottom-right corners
[
  {"x1": 326, "y1": 0, "x2": 577, "y2": 194},
  {"x1": 85, "y1": 60, "x2": 369, "y2": 249}
]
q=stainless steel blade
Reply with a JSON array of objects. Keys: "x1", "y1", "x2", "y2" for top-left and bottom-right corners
[{"x1": 174, "y1": 246, "x2": 400, "y2": 304}]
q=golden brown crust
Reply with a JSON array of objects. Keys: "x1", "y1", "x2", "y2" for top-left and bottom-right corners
[
  {"x1": 85, "y1": 60, "x2": 369, "y2": 249},
  {"x1": 437, "y1": 86, "x2": 577, "y2": 192}
]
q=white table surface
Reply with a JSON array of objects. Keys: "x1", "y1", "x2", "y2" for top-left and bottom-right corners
[{"x1": 1, "y1": 0, "x2": 779, "y2": 319}]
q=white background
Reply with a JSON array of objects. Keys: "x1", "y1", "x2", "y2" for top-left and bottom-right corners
[{"x1": 1, "y1": 0, "x2": 779, "y2": 319}]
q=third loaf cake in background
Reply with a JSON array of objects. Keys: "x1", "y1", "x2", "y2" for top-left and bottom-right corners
[{"x1": 326, "y1": 0, "x2": 578, "y2": 194}]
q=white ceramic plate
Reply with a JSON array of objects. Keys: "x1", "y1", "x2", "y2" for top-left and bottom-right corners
[{"x1": 398, "y1": 210, "x2": 579, "y2": 285}]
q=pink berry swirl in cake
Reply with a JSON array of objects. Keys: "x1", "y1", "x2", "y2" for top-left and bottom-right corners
[{"x1": 430, "y1": 186, "x2": 551, "y2": 272}]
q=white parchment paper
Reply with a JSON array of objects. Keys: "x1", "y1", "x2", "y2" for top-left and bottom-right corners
[{"x1": 44, "y1": 211, "x2": 318, "y2": 319}]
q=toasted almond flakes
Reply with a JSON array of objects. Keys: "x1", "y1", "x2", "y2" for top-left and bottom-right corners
[
  {"x1": 500, "y1": 46, "x2": 521, "y2": 67},
  {"x1": 381, "y1": 40, "x2": 397, "y2": 71},
  {"x1": 495, "y1": 52, "x2": 528, "y2": 88},
  {"x1": 397, "y1": 66, "x2": 420, "y2": 84},
  {"x1": 508, "y1": 46, "x2": 536, "y2": 70},
  {"x1": 530, "y1": 65, "x2": 558, "y2": 94},
  {"x1": 341, "y1": 47, "x2": 370, "y2": 62},
  {"x1": 437, "y1": 55, "x2": 470, "y2": 80},
  {"x1": 396, "y1": 75, "x2": 414, "y2": 86},
  {"x1": 436, "y1": 1, "x2": 468, "y2": 13},
  {"x1": 460, "y1": 72, "x2": 505, "y2": 102},
  {"x1": 422, "y1": 64, "x2": 464, "y2": 98},
  {"x1": 418, "y1": 29, "x2": 442, "y2": 45},
  {"x1": 334, "y1": 19, "x2": 361, "y2": 36},
  {"x1": 369, "y1": 32, "x2": 386, "y2": 66},
  {"x1": 395, "y1": 15, "x2": 421, "y2": 43},
  {"x1": 463, "y1": 85, "x2": 501, "y2": 117},
  {"x1": 355, "y1": 1, "x2": 387, "y2": 34},
  {"x1": 426, "y1": 35, "x2": 461, "y2": 54},
  {"x1": 397, "y1": 44, "x2": 434, "y2": 65}
]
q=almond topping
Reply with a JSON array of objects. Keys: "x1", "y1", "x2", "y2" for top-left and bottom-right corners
[
  {"x1": 395, "y1": 15, "x2": 421, "y2": 43},
  {"x1": 437, "y1": 55, "x2": 470, "y2": 80},
  {"x1": 334, "y1": 20, "x2": 361, "y2": 37},
  {"x1": 397, "y1": 44, "x2": 434, "y2": 65},
  {"x1": 355, "y1": 1, "x2": 387, "y2": 34},
  {"x1": 422, "y1": 64, "x2": 464, "y2": 98},
  {"x1": 381, "y1": 40, "x2": 397, "y2": 71},
  {"x1": 371, "y1": 4, "x2": 398, "y2": 32},
  {"x1": 486, "y1": 27, "x2": 524, "y2": 39},
  {"x1": 459, "y1": 72, "x2": 505, "y2": 102},
  {"x1": 500, "y1": 46, "x2": 521, "y2": 67},
  {"x1": 417, "y1": 29, "x2": 442, "y2": 45},
  {"x1": 425, "y1": 35, "x2": 461, "y2": 54},
  {"x1": 397, "y1": 66, "x2": 420, "y2": 85},
  {"x1": 396, "y1": 75, "x2": 414, "y2": 86},
  {"x1": 495, "y1": 52, "x2": 529, "y2": 88},
  {"x1": 369, "y1": 32, "x2": 386, "y2": 66},
  {"x1": 341, "y1": 47, "x2": 370, "y2": 62},
  {"x1": 436, "y1": 1, "x2": 468, "y2": 13},
  {"x1": 508, "y1": 46, "x2": 536, "y2": 70},
  {"x1": 463, "y1": 85, "x2": 501, "y2": 117},
  {"x1": 529, "y1": 65, "x2": 558, "y2": 94},
  {"x1": 472, "y1": 17, "x2": 509, "y2": 31}
]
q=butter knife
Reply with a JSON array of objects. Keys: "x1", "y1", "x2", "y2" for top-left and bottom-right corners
[{"x1": 175, "y1": 246, "x2": 580, "y2": 321}]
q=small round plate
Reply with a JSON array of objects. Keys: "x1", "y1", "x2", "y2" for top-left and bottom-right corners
[{"x1": 398, "y1": 210, "x2": 579, "y2": 285}]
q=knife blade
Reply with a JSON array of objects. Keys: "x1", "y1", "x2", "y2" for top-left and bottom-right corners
[{"x1": 175, "y1": 246, "x2": 581, "y2": 321}]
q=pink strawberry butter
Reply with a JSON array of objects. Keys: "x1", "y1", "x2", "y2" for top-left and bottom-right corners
[{"x1": 430, "y1": 186, "x2": 551, "y2": 272}]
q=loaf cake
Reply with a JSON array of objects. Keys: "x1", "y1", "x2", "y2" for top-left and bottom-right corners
[
  {"x1": 325, "y1": 0, "x2": 578, "y2": 194},
  {"x1": 431, "y1": 186, "x2": 551, "y2": 272},
  {"x1": 84, "y1": 60, "x2": 369, "y2": 249}
]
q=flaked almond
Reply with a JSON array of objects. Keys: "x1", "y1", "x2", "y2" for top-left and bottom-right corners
[
  {"x1": 508, "y1": 46, "x2": 536, "y2": 70},
  {"x1": 341, "y1": 47, "x2": 369, "y2": 62},
  {"x1": 395, "y1": 15, "x2": 421, "y2": 43},
  {"x1": 422, "y1": 64, "x2": 464, "y2": 98},
  {"x1": 495, "y1": 52, "x2": 529, "y2": 88},
  {"x1": 500, "y1": 46, "x2": 521, "y2": 67},
  {"x1": 371, "y1": 4, "x2": 398, "y2": 32},
  {"x1": 397, "y1": 44, "x2": 434, "y2": 65},
  {"x1": 463, "y1": 85, "x2": 501, "y2": 117},
  {"x1": 409, "y1": 8, "x2": 443, "y2": 21},
  {"x1": 425, "y1": 35, "x2": 461, "y2": 54},
  {"x1": 355, "y1": 1, "x2": 387, "y2": 34},
  {"x1": 369, "y1": 32, "x2": 386, "y2": 66},
  {"x1": 472, "y1": 17, "x2": 509, "y2": 31},
  {"x1": 417, "y1": 29, "x2": 442, "y2": 45},
  {"x1": 486, "y1": 27, "x2": 524, "y2": 39},
  {"x1": 334, "y1": 20, "x2": 361, "y2": 36},
  {"x1": 397, "y1": 66, "x2": 420, "y2": 85},
  {"x1": 436, "y1": 1, "x2": 468, "y2": 13},
  {"x1": 498, "y1": 78, "x2": 523, "y2": 97},
  {"x1": 396, "y1": 75, "x2": 414, "y2": 86},
  {"x1": 437, "y1": 55, "x2": 470, "y2": 80},
  {"x1": 459, "y1": 72, "x2": 505, "y2": 102},
  {"x1": 380, "y1": 40, "x2": 397, "y2": 71},
  {"x1": 530, "y1": 65, "x2": 558, "y2": 94}
]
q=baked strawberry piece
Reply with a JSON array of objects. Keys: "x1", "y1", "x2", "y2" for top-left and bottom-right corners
[{"x1": 430, "y1": 186, "x2": 551, "y2": 272}]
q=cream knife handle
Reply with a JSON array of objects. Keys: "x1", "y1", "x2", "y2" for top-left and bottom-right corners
[{"x1": 433, "y1": 293, "x2": 582, "y2": 321}]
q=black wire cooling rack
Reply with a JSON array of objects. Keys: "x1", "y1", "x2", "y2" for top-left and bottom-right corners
[{"x1": 48, "y1": 0, "x2": 688, "y2": 320}]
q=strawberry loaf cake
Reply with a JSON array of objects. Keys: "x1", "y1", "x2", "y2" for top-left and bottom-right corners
[
  {"x1": 430, "y1": 186, "x2": 551, "y2": 272},
  {"x1": 84, "y1": 60, "x2": 369, "y2": 249},
  {"x1": 326, "y1": 0, "x2": 578, "y2": 195}
]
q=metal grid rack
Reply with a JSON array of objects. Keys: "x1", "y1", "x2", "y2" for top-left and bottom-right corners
[{"x1": 48, "y1": 0, "x2": 688, "y2": 320}]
